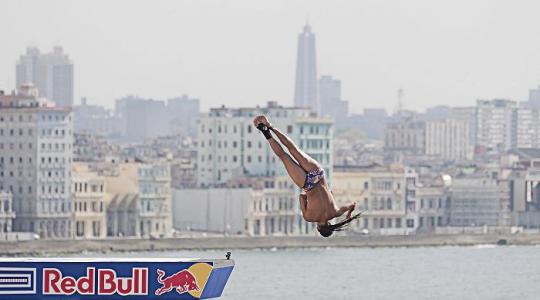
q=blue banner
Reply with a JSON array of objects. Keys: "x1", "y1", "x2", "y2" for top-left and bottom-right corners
[{"x1": 0, "y1": 258, "x2": 234, "y2": 299}]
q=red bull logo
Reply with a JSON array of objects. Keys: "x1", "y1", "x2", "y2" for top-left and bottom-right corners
[
  {"x1": 43, "y1": 267, "x2": 148, "y2": 296},
  {"x1": 155, "y1": 269, "x2": 199, "y2": 295}
]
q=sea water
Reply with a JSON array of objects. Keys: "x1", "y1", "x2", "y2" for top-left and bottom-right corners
[{"x1": 78, "y1": 245, "x2": 540, "y2": 299}]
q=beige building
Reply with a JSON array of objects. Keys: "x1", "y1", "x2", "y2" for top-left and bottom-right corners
[
  {"x1": 72, "y1": 163, "x2": 107, "y2": 239},
  {"x1": 98, "y1": 162, "x2": 172, "y2": 238},
  {"x1": 247, "y1": 176, "x2": 300, "y2": 236},
  {"x1": 333, "y1": 165, "x2": 408, "y2": 235},
  {"x1": 407, "y1": 185, "x2": 449, "y2": 233}
]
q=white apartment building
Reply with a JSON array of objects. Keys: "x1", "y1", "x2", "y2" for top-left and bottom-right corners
[
  {"x1": 0, "y1": 191, "x2": 15, "y2": 234},
  {"x1": 0, "y1": 85, "x2": 73, "y2": 238},
  {"x1": 476, "y1": 99, "x2": 516, "y2": 152},
  {"x1": 425, "y1": 119, "x2": 472, "y2": 160},
  {"x1": 197, "y1": 101, "x2": 333, "y2": 187},
  {"x1": 16, "y1": 47, "x2": 74, "y2": 107}
]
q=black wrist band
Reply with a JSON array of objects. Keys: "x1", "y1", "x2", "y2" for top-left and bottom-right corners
[{"x1": 256, "y1": 124, "x2": 272, "y2": 139}]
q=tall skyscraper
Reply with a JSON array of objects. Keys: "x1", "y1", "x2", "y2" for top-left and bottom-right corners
[
  {"x1": 294, "y1": 23, "x2": 319, "y2": 114},
  {"x1": 16, "y1": 47, "x2": 74, "y2": 107}
]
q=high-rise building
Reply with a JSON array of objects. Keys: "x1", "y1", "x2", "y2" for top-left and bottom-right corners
[
  {"x1": 294, "y1": 23, "x2": 319, "y2": 114},
  {"x1": 0, "y1": 85, "x2": 73, "y2": 238},
  {"x1": 476, "y1": 99, "x2": 517, "y2": 152},
  {"x1": 516, "y1": 106, "x2": 540, "y2": 149},
  {"x1": 450, "y1": 107, "x2": 477, "y2": 146},
  {"x1": 528, "y1": 86, "x2": 540, "y2": 109},
  {"x1": 16, "y1": 47, "x2": 74, "y2": 107},
  {"x1": 167, "y1": 95, "x2": 200, "y2": 137},
  {"x1": 115, "y1": 95, "x2": 201, "y2": 142},
  {"x1": 197, "y1": 101, "x2": 333, "y2": 187},
  {"x1": 319, "y1": 75, "x2": 348, "y2": 122},
  {"x1": 425, "y1": 119, "x2": 472, "y2": 160}
]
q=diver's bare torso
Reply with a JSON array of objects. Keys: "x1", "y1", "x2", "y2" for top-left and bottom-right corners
[{"x1": 304, "y1": 179, "x2": 339, "y2": 223}]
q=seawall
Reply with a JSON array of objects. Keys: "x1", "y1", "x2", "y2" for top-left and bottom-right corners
[{"x1": 1, "y1": 234, "x2": 540, "y2": 256}]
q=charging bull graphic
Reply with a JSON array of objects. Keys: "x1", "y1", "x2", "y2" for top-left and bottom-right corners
[{"x1": 155, "y1": 268, "x2": 200, "y2": 296}]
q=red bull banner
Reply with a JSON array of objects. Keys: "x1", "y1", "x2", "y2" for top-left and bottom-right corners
[{"x1": 0, "y1": 257, "x2": 234, "y2": 299}]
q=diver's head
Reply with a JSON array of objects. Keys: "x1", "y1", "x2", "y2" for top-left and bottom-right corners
[
  {"x1": 317, "y1": 222, "x2": 333, "y2": 238},
  {"x1": 316, "y1": 212, "x2": 363, "y2": 238}
]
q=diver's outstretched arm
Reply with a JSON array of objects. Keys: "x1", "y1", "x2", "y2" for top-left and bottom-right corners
[
  {"x1": 334, "y1": 202, "x2": 356, "y2": 219},
  {"x1": 299, "y1": 193, "x2": 314, "y2": 222}
]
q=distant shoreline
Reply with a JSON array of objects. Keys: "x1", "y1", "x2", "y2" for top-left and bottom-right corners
[{"x1": 1, "y1": 234, "x2": 540, "y2": 256}]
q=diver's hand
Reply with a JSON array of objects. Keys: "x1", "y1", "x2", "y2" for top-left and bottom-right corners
[{"x1": 346, "y1": 202, "x2": 356, "y2": 219}]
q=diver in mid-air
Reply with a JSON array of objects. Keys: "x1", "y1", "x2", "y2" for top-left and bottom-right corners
[{"x1": 254, "y1": 115, "x2": 361, "y2": 237}]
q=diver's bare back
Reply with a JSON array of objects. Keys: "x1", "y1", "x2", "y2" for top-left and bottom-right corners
[{"x1": 305, "y1": 178, "x2": 338, "y2": 222}]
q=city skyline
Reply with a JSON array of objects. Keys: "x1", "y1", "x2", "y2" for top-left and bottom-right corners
[{"x1": 2, "y1": 1, "x2": 540, "y2": 113}]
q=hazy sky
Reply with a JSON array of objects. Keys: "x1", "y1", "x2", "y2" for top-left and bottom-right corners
[{"x1": 1, "y1": 0, "x2": 540, "y2": 113}]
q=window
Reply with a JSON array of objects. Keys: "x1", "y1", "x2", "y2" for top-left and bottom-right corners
[
  {"x1": 247, "y1": 125, "x2": 252, "y2": 133},
  {"x1": 406, "y1": 219, "x2": 415, "y2": 228},
  {"x1": 396, "y1": 218, "x2": 402, "y2": 228},
  {"x1": 364, "y1": 182, "x2": 369, "y2": 189},
  {"x1": 287, "y1": 125, "x2": 293, "y2": 134}
]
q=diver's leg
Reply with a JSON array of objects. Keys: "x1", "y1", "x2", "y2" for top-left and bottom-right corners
[
  {"x1": 267, "y1": 138, "x2": 307, "y2": 188},
  {"x1": 270, "y1": 127, "x2": 321, "y2": 172}
]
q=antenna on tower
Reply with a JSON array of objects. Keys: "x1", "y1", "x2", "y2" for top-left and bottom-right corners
[{"x1": 396, "y1": 88, "x2": 404, "y2": 113}]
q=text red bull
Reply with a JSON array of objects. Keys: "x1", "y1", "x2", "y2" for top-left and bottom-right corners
[{"x1": 43, "y1": 267, "x2": 148, "y2": 296}]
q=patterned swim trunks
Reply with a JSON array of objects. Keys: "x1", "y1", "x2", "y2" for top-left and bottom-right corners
[{"x1": 303, "y1": 168, "x2": 325, "y2": 191}]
